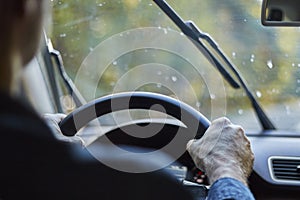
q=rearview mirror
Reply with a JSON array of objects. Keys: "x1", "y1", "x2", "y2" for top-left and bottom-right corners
[{"x1": 262, "y1": 0, "x2": 300, "y2": 26}]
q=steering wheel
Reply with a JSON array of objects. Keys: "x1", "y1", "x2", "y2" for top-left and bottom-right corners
[{"x1": 59, "y1": 92, "x2": 210, "y2": 171}]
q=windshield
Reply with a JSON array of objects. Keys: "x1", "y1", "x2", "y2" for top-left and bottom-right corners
[{"x1": 50, "y1": 0, "x2": 300, "y2": 132}]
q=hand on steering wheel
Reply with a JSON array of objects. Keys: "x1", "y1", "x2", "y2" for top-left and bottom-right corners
[{"x1": 59, "y1": 92, "x2": 210, "y2": 172}]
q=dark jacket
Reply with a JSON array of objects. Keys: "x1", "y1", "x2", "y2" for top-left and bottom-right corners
[{"x1": 0, "y1": 93, "x2": 192, "y2": 199}]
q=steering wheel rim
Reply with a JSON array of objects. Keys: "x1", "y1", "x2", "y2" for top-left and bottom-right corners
[{"x1": 59, "y1": 92, "x2": 210, "y2": 138}]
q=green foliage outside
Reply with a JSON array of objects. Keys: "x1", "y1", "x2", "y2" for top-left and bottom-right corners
[{"x1": 50, "y1": 0, "x2": 300, "y2": 130}]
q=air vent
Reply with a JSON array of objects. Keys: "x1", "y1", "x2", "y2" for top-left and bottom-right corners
[{"x1": 269, "y1": 156, "x2": 300, "y2": 183}]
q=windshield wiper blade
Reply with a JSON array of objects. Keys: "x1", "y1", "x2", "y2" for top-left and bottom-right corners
[
  {"x1": 153, "y1": 0, "x2": 239, "y2": 89},
  {"x1": 153, "y1": 0, "x2": 276, "y2": 130}
]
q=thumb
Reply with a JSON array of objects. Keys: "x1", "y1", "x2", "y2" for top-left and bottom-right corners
[{"x1": 186, "y1": 139, "x2": 197, "y2": 152}]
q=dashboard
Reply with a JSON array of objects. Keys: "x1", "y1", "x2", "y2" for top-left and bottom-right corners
[
  {"x1": 248, "y1": 131, "x2": 300, "y2": 199},
  {"x1": 78, "y1": 121, "x2": 300, "y2": 200}
]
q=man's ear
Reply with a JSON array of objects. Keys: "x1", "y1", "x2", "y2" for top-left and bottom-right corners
[{"x1": 15, "y1": 0, "x2": 44, "y2": 66}]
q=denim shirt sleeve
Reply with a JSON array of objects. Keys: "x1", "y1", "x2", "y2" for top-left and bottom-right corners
[{"x1": 207, "y1": 178, "x2": 255, "y2": 200}]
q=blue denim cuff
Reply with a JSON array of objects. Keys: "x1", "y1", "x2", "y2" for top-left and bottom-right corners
[{"x1": 207, "y1": 177, "x2": 255, "y2": 200}]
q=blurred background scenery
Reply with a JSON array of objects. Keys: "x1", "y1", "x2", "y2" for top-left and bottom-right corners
[{"x1": 50, "y1": 0, "x2": 300, "y2": 132}]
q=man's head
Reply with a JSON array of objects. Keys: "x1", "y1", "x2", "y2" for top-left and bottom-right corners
[{"x1": 0, "y1": 0, "x2": 48, "y2": 66}]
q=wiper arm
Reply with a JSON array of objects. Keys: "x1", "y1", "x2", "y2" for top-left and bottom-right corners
[
  {"x1": 45, "y1": 33, "x2": 86, "y2": 108},
  {"x1": 153, "y1": 0, "x2": 239, "y2": 89},
  {"x1": 153, "y1": 0, "x2": 276, "y2": 130}
]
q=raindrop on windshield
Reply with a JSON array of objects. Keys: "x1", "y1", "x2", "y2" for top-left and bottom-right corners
[
  {"x1": 232, "y1": 52, "x2": 236, "y2": 59},
  {"x1": 112, "y1": 61, "x2": 118, "y2": 66},
  {"x1": 267, "y1": 60, "x2": 273, "y2": 69},
  {"x1": 256, "y1": 91, "x2": 262, "y2": 98},
  {"x1": 157, "y1": 83, "x2": 162, "y2": 88},
  {"x1": 250, "y1": 54, "x2": 255, "y2": 62},
  {"x1": 285, "y1": 105, "x2": 291, "y2": 115},
  {"x1": 60, "y1": 33, "x2": 67, "y2": 38},
  {"x1": 163, "y1": 28, "x2": 168, "y2": 34},
  {"x1": 238, "y1": 109, "x2": 244, "y2": 115},
  {"x1": 171, "y1": 76, "x2": 177, "y2": 82}
]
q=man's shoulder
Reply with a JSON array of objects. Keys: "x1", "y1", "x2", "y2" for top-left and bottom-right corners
[{"x1": 0, "y1": 92, "x2": 55, "y2": 139}]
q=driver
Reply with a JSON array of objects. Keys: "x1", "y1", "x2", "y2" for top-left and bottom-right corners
[{"x1": 0, "y1": 0, "x2": 255, "y2": 199}]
